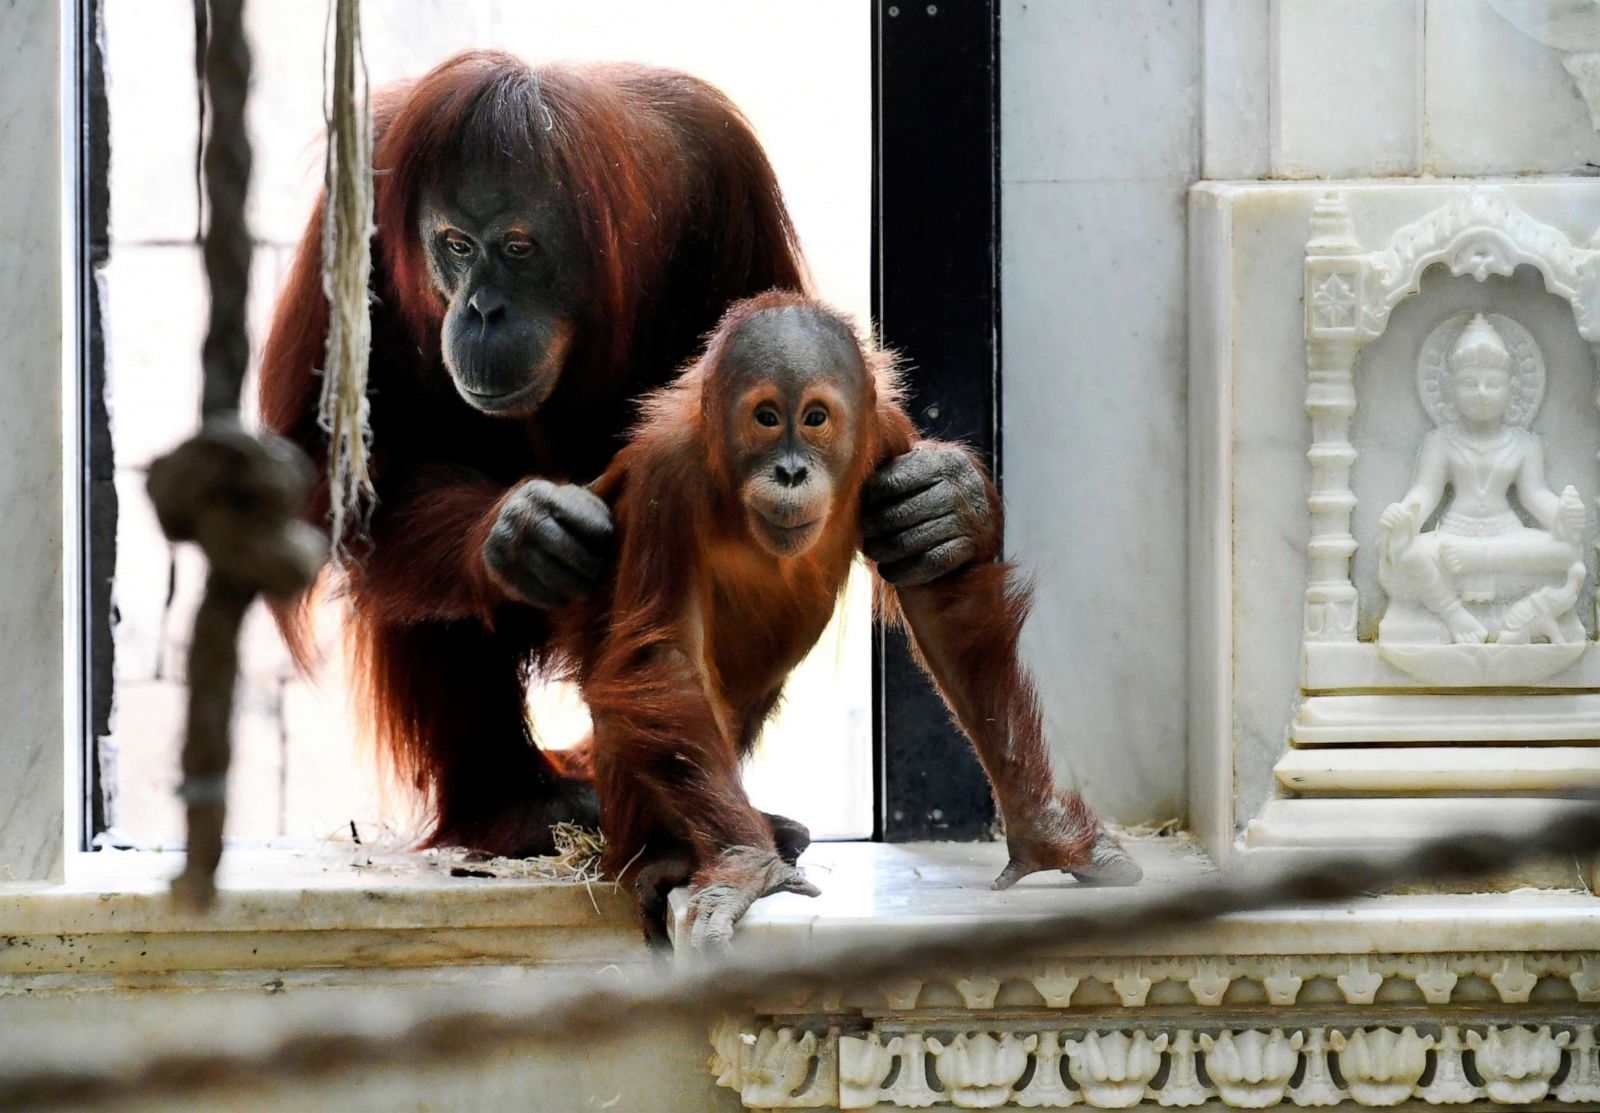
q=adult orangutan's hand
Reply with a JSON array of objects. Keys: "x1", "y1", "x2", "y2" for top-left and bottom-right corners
[{"x1": 863, "y1": 443, "x2": 997, "y2": 585}]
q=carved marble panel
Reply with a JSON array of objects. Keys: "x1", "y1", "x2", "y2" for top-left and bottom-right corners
[{"x1": 1189, "y1": 179, "x2": 1600, "y2": 859}]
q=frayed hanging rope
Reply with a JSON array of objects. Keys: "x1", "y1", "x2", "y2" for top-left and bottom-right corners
[
  {"x1": 150, "y1": 0, "x2": 325, "y2": 911},
  {"x1": 318, "y1": 0, "x2": 376, "y2": 558}
]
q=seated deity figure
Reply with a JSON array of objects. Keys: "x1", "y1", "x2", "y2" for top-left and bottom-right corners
[{"x1": 1377, "y1": 313, "x2": 1588, "y2": 646}]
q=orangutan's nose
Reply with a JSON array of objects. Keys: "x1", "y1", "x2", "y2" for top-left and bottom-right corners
[{"x1": 774, "y1": 461, "x2": 809, "y2": 488}]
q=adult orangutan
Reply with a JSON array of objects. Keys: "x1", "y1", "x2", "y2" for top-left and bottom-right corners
[
  {"x1": 259, "y1": 52, "x2": 996, "y2": 855},
  {"x1": 558, "y1": 292, "x2": 1139, "y2": 948}
]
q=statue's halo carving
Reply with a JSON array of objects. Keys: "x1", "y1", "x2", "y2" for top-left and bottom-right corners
[{"x1": 1418, "y1": 311, "x2": 1545, "y2": 428}]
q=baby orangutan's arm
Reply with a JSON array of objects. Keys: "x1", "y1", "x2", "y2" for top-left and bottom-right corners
[
  {"x1": 587, "y1": 642, "x2": 818, "y2": 950},
  {"x1": 872, "y1": 438, "x2": 1141, "y2": 890}
]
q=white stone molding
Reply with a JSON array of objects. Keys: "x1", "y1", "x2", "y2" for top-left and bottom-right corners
[
  {"x1": 1287, "y1": 1028, "x2": 1343, "y2": 1109},
  {"x1": 932, "y1": 1032, "x2": 1039, "y2": 1108},
  {"x1": 1560, "y1": 1026, "x2": 1600, "y2": 1103},
  {"x1": 773, "y1": 950, "x2": 1600, "y2": 1014},
  {"x1": 1302, "y1": 193, "x2": 1365, "y2": 643},
  {"x1": 711, "y1": 943, "x2": 1600, "y2": 1107},
  {"x1": 1301, "y1": 188, "x2": 1600, "y2": 644},
  {"x1": 713, "y1": 1020, "x2": 1600, "y2": 1110},
  {"x1": 1417, "y1": 1026, "x2": 1483, "y2": 1105},
  {"x1": 710, "y1": 1019, "x2": 840, "y2": 1110}
]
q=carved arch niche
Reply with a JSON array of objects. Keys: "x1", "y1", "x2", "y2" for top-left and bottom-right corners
[
  {"x1": 1301, "y1": 188, "x2": 1600, "y2": 684},
  {"x1": 1273, "y1": 188, "x2": 1600, "y2": 805},
  {"x1": 1349, "y1": 266, "x2": 1600, "y2": 643}
]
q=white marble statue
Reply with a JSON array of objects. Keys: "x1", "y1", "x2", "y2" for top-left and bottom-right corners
[{"x1": 1377, "y1": 312, "x2": 1588, "y2": 646}]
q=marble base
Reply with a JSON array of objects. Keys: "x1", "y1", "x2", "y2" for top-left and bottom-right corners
[
  {"x1": 1306, "y1": 639, "x2": 1600, "y2": 689},
  {"x1": 0, "y1": 845, "x2": 642, "y2": 991},
  {"x1": 1291, "y1": 692, "x2": 1600, "y2": 745},
  {"x1": 1245, "y1": 796, "x2": 1600, "y2": 857},
  {"x1": 1276, "y1": 744, "x2": 1600, "y2": 794}
]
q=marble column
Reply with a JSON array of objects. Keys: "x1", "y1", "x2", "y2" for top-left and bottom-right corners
[{"x1": 0, "y1": 0, "x2": 67, "y2": 881}]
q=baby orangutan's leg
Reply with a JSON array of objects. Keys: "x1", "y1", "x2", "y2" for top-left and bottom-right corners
[
  {"x1": 588, "y1": 650, "x2": 819, "y2": 950},
  {"x1": 893, "y1": 563, "x2": 1142, "y2": 890}
]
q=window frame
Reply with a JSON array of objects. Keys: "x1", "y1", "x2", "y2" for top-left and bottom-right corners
[{"x1": 76, "y1": 0, "x2": 1003, "y2": 851}]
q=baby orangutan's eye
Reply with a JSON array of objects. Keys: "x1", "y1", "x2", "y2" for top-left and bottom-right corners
[
  {"x1": 755, "y1": 407, "x2": 781, "y2": 428},
  {"x1": 803, "y1": 407, "x2": 828, "y2": 428}
]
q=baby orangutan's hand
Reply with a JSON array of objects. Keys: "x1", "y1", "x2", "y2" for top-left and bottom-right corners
[{"x1": 684, "y1": 846, "x2": 820, "y2": 952}]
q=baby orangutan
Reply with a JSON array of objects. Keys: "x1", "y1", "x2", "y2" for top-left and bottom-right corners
[{"x1": 549, "y1": 292, "x2": 1139, "y2": 949}]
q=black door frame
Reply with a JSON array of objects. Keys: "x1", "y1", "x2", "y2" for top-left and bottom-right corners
[{"x1": 871, "y1": 0, "x2": 1002, "y2": 842}]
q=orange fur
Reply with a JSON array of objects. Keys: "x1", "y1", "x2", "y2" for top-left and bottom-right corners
[
  {"x1": 557, "y1": 293, "x2": 1103, "y2": 929},
  {"x1": 256, "y1": 54, "x2": 807, "y2": 854}
]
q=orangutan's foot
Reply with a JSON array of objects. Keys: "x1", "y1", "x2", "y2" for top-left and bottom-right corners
[
  {"x1": 684, "y1": 846, "x2": 820, "y2": 953},
  {"x1": 993, "y1": 794, "x2": 1098, "y2": 890},
  {"x1": 1067, "y1": 828, "x2": 1144, "y2": 886},
  {"x1": 991, "y1": 798, "x2": 1142, "y2": 891},
  {"x1": 632, "y1": 849, "x2": 696, "y2": 951},
  {"x1": 762, "y1": 811, "x2": 812, "y2": 865}
]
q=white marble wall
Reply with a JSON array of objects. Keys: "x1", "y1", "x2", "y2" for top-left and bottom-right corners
[
  {"x1": 1003, "y1": 0, "x2": 1198, "y2": 824},
  {"x1": 1199, "y1": 0, "x2": 1600, "y2": 179},
  {"x1": 1001, "y1": 0, "x2": 1600, "y2": 833},
  {"x1": 0, "y1": 0, "x2": 66, "y2": 881}
]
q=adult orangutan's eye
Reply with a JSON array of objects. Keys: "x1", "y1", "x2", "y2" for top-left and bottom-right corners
[
  {"x1": 442, "y1": 232, "x2": 474, "y2": 258},
  {"x1": 803, "y1": 407, "x2": 828, "y2": 428},
  {"x1": 755, "y1": 407, "x2": 781, "y2": 428},
  {"x1": 504, "y1": 238, "x2": 534, "y2": 259}
]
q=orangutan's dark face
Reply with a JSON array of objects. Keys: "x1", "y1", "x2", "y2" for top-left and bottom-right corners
[{"x1": 419, "y1": 163, "x2": 586, "y2": 416}]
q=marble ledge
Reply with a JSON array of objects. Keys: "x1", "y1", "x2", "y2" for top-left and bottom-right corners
[
  {"x1": 7, "y1": 839, "x2": 1599, "y2": 990},
  {"x1": 672, "y1": 839, "x2": 1600, "y2": 960},
  {"x1": 0, "y1": 844, "x2": 637, "y2": 936}
]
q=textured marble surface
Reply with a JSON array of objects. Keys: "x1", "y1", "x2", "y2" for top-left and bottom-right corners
[
  {"x1": 1002, "y1": 0, "x2": 1199, "y2": 184},
  {"x1": 1272, "y1": 0, "x2": 1422, "y2": 178},
  {"x1": 1425, "y1": 0, "x2": 1600, "y2": 175},
  {"x1": 1002, "y1": 0, "x2": 1198, "y2": 826},
  {"x1": 677, "y1": 839, "x2": 1600, "y2": 957},
  {"x1": 0, "y1": 0, "x2": 65, "y2": 882},
  {"x1": 1201, "y1": 0, "x2": 1270, "y2": 179},
  {"x1": 1198, "y1": 0, "x2": 1600, "y2": 180}
]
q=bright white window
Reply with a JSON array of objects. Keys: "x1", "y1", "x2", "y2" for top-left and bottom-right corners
[{"x1": 101, "y1": 0, "x2": 872, "y2": 848}]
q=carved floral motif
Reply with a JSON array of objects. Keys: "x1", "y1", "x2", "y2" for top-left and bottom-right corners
[
  {"x1": 1062, "y1": 1031, "x2": 1166, "y2": 1109},
  {"x1": 1198, "y1": 1029, "x2": 1302, "y2": 1109},
  {"x1": 931, "y1": 1033, "x2": 1038, "y2": 1108},
  {"x1": 714, "y1": 1020, "x2": 1600, "y2": 1109},
  {"x1": 1328, "y1": 1027, "x2": 1433, "y2": 1107},
  {"x1": 1467, "y1": 1024, "x2": 1570, "y2": 1104},
  {"x1": 821, "y1": 949, "x2": 1597, "y2": 1013}
]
